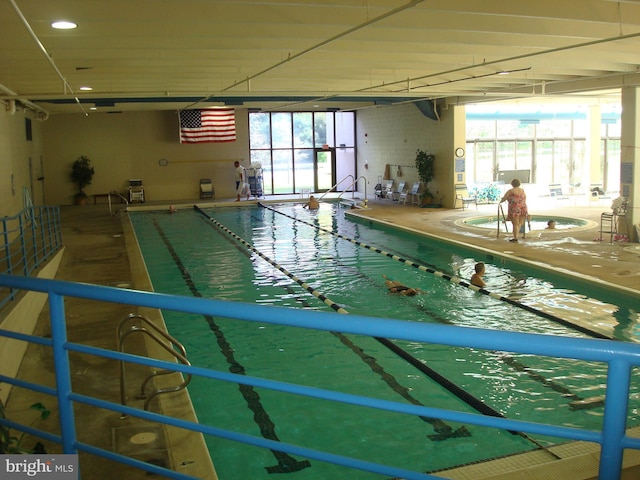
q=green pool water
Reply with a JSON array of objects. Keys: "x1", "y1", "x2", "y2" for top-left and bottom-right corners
[{"x1": 129, "y1": 203, "x2": 640, "y2": 479}]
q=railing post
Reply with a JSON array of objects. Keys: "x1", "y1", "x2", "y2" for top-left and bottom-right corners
[
  {"x1": 30, "y1": 207, "x2": 39, "y2": 268},
  {"x1": 599, "y1": 358, "x2": 631, "y2": 480},
  {"x1": 48, "y1": 291, "x2": 78, "y2": 454},
  {"x1": 19, "y1": 214, "x2": 28, "y2": 275}
]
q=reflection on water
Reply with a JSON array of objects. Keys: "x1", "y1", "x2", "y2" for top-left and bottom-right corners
[{"x1": 130, "y1": 205, "x2": 640, "y2": 479}]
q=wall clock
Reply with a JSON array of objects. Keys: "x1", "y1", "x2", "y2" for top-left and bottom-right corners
[{"x1": 455, "y1": 147, "x2": 465, "y2": 158}]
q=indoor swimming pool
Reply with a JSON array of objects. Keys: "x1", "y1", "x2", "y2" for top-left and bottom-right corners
[{"x1": 129, "y1": 203, "x2": 640, "y2": 479}]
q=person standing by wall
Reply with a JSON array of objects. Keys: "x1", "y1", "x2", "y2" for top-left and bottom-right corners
[
  {"x1": 234, "y1": 161, "x2": 244, "y2": 201},
  {"x1": 500, "y1": 179, "x2": 528, "y2": 242}
]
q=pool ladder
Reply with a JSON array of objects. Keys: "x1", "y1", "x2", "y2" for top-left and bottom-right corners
[
  {"x1": 117, "y1": 313, "x2": 191, "y2": 417},
  {"x1": 496, "y1": 204, "x2": 530, "y2": 238}
]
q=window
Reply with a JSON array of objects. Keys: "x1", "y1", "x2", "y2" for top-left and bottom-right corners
[
  {"x1": 249, "y1": 111, "x2": 356, "y2": 195},
  {"x1": 466, "y1": 113, "x2": 607, "y2": 186}
]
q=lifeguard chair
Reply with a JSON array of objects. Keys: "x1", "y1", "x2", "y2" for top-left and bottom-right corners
[{"x1": 128, "y1": 179, "x2": 145, "y2": 203}]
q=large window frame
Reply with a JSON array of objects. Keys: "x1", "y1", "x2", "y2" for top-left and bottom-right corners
[
  {"x1": 466, "y1": 117, "x2": 620, "y2": 188},
  {"x1": 249, "y1": 111, "x2": 356, "y2": 195}
]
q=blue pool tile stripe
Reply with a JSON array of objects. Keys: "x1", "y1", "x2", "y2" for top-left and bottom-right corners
[{"x1": 258, "y1": 203, "x2": 611, "y2": 341}]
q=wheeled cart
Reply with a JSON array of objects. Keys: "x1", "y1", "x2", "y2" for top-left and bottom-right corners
[{"x1": 246, "y1": 168, "x2": 264, "y2": 198}]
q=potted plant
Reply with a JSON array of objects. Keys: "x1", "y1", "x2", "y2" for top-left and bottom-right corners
[
  {"x1": 70, "y1": 155, "x2": 95, "y2": 205},
  {"x1": 414, "y1": 149, "x2": 435, "y2": 204},
  {"x1": 0, "y1": 399, "x2": 50, "y2": 454}
]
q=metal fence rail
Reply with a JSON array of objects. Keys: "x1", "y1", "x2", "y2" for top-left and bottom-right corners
[
  {"x1": 0, "y1": 206, "x2": 62, "y2": 308},
  {"x1": 0, "y1": 274, "x2": 639, "y2": 479}
]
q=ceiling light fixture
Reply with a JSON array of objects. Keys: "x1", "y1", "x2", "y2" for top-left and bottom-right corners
[
  {"x1": 51, "y1": 20, "x2": 77, "y2": 29},
  {"x1": 79, "y1": 86, "x2": 93, "y2": 91}
]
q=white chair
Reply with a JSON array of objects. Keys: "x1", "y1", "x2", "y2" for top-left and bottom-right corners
[
  {"x1": 128, "y1": 179, "x2": 145, "y2": 203},
  {"x1": 381, "y1": 180, "x2": 394, "y2": 200},
  {"x1": 455, "y1": 184, "x2": 477, "y2": 210},
  {"x1": 400, "y1": 182, "x2": 420, "y2": 205},
  {"x1": 600, "y1": 197, "x2": 629, "y2": 243},
  {"x1": 391, "y1": 181, "x2": 406, "y2": 202},
  {"x1": 549, "y1": 184, "x2": 570, "y2": 204}
]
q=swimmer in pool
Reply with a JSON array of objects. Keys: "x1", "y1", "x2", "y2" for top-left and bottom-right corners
[
  {"x1": 382, "y1": 274, "x2": 419, "y2": 296},
  {"x1": 470, "y1": 262, "x2": 486, "y2": 288},
  {"x1": 303, "y1": 195, "x2": 320, "y2": 209}
]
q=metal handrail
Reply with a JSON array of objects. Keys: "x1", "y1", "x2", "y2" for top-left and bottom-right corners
[
  {"x1": 317, "y1": 174, "x2": 368, "y2": 207},
  {"x1": 497, "y1": 203, "x2": 510, "y2": 237},
  {"x1": 117, "y1": 313, "x2": 191, "y2": 414},
  {"x1": 108, "y1": 191, "x2": 129, "y2": 216},
  {"x1": 497, "y1": 203, "x2": 531, "y2": 238},
  {"x1": 337, "y1": 175, "x2": 368, "y2": 207},
  {"x1": 316, "y1": 174, "x2": 355, "y2": 202},
  {"x1": 0, "y1": 205, "x2": 62, "y2": 308},
  {"x1": 1, "y1": 274, "x2": 640, "y2": 480}
]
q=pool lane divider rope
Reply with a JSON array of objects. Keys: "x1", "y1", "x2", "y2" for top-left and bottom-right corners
[
  {"x1": 152, "y1": 218, "x2": 311, "y2": 474},
  {"x1": 193, "y1": 206, "x2": 553, "y2": 446},
  {"x1": 258, "y1": 203, "x2": 612, "y2": 341},
  {"x1": 328, "y1": 240, "x2": 598, "y2": 413}
]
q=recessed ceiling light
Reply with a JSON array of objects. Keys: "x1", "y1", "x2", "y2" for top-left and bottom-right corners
[
  {"x1": 79, "y1": 86, "x2": 93, "y2": 91},
  {"x1": 89, "y1": 107, "x2": 97, "y2": 111},
  {"x1": 51, "y1": 21, "x2": 77, "y2": 29}
]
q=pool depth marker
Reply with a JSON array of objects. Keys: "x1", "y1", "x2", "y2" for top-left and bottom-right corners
[
  {"x1": 152, "y1": 218, "x2": 311, "y2": 474},
  {"x1": 258, "y1": 203, "x2": 611, "y2": 341}
]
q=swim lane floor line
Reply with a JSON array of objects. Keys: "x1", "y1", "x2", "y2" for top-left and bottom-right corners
[
  {"x1": 194, "y1": 205, "x2": 605, "y2": 412},
  {"x1": 192, "y1": 206, "x2": 579, "y2": 458}
]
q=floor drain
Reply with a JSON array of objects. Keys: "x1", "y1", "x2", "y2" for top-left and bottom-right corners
[{"x1": 130, "y1": 432, "x2": 158, "y2": 445}]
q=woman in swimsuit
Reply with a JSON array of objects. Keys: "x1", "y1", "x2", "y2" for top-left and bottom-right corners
[{"x1": 500, "y1": 179, "x2": 528, "y2": 242}]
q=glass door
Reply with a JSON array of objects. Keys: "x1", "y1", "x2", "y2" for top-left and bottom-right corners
[{"x1": 315, "y1": 149, "x2": 335, "y2": 192}]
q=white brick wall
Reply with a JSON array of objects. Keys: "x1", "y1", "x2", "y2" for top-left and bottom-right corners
[{"x1": 357, "y1": 103, "x2": 455, "y2": 205}]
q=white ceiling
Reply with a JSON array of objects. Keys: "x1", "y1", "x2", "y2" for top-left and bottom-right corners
[{"x1": 1, "y1": 0, "x2": 639, "y2": 115}]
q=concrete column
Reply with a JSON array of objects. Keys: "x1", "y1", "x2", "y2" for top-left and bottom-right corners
[
  {"x1": 587, "y1": 105, "x2": 601, "y2": 188},
  {"x1": 620, "y1": 87, "x2": 640, "y2": 241}
]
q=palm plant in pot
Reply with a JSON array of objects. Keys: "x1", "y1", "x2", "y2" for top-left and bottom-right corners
[
  {"x1": 70, "y1": 155, "x2": 95, "y2": 205},
  {"x1": 414, "y1": 149, "x2": 435, "y2": 205}
]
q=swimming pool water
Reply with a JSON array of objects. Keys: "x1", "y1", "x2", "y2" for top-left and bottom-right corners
[{"x1": 130, "y1": 204, "x2": 640, "y2": 479}]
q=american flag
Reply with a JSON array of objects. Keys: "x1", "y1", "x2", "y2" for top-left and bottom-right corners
[{"x1": 179, "y1": 108, "x2": 236, "y2": 143}]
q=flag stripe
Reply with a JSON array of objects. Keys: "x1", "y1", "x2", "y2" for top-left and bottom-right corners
[{"x1": 179, "y1": 108, "x2": 236, "y2": 143}]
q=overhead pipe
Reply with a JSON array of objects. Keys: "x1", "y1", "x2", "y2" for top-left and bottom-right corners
[
  {"x1": 8, "y1": 0, "x2": 87, "y2": 116},
  {"x1": 0, "y1": 82, "x2": 49, "y2": 119}
]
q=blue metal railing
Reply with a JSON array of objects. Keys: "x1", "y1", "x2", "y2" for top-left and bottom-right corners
[
  {"x1": 1, "y1": 274, "x2": 640, "y2": 479},
  {"x1": 0, "y1": 206, "x2": 62, "y2": 308}
]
